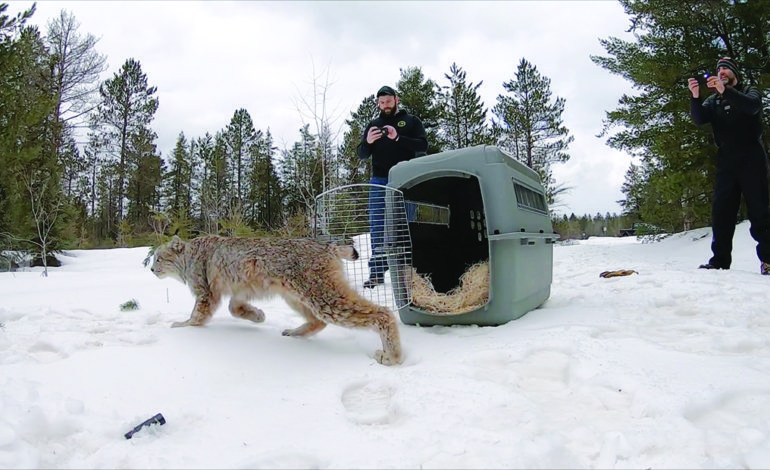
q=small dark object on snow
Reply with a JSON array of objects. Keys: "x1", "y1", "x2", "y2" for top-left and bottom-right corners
[
  {"x1": 124, "y1": 413, "x2": 165, "y2": 439},
  {"x1": 599, "y1": 270, "x2": 638, "y2": 278}
]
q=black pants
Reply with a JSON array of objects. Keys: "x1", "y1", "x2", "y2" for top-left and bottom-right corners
[{"x1": 709, "y1": 161, "x2": 770, "y2": 268}]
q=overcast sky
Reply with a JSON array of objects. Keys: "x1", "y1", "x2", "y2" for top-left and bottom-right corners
[{"x1": 24, "y1": 1, "x2": 637, "y2": 217}]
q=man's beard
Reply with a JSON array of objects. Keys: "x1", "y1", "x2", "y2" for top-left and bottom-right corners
[{"x1": 380, "y1": 104, "x2": 397, "y2": 116}]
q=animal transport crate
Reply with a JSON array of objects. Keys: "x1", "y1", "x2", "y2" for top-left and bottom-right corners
[
  {"x1": 388, "y1": 145, "x2": 557, "y2": 326},
  {"x1": 313, "y1": 145, "x2": 556, "y2": 326}
]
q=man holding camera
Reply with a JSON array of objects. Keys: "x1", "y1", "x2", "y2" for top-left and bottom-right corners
[
  {"x1": 357, "y1": 85, "x2": 428, "y2": 288},
  {"x1": 688, "y1": 57, "x2": 770, "y2": 275}
]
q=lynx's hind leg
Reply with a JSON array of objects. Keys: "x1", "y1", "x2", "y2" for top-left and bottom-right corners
[
  {"x1": 311, "y1": 291, "x2": 403, "y2": 365},
  {"x1": 229, "y1": 297, "x2": 265, "y2": 324},
  {"x1": 309, "y1": 258, "x2": 403, "y2": 365},
  {"x1": 172, "y1": 291, "x2": 220, "y2": 328},
  {"x1": 368, "y1": 306, "x2": 403, "y2": 365}
]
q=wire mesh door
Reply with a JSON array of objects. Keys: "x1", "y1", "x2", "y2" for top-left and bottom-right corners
[{"x1": 315, "y1": 184, "x2": 413, "y2": 312}]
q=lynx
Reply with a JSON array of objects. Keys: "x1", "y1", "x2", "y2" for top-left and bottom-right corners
[{"x1": 149, "y1": 235, "x2": 402, "y2": 365}]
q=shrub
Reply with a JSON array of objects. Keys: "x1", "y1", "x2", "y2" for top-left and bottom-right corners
[{"x1": 120, "y1": 299, "x2": 140, "y2": 311}]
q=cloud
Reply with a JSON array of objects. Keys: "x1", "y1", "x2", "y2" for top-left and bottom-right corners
[{"x1": 28, "y1": 0, "x2": 637, "y2": 217}]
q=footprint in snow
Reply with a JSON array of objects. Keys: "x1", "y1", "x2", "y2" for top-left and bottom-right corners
[
  {"x1": 341, "y1": 381, "x2": 401, "y2": 425},
  {"x1": 28, "y1": 340, "x2": 68, "y2": 362}
]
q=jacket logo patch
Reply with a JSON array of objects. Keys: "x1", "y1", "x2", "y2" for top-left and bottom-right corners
[{"x1": 398, "y1": 121, "x2": 406, "y2": 127}]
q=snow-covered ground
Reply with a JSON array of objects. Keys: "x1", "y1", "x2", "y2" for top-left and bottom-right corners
[{"x1": 2, "y1": 222, "x2": 770, "y2": 469}]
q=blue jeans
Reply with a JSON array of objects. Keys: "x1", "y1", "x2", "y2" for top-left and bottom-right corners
[{"x1": 368, "y1": 177, "x2": 388, "y2": 280}]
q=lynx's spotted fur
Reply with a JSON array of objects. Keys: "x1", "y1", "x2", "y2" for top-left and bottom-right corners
[{"x1": 150, "y1": 235, "x2": 402, "y2": 365}]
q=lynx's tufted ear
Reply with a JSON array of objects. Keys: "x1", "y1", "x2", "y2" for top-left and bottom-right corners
[{"x1": 168, "y1": 235, "x2": 186, "y2": 253}]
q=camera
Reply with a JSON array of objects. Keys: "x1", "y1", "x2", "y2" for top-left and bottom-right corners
[{"x1": 379, "y1": 126, "x2": 389, "y2": 135}]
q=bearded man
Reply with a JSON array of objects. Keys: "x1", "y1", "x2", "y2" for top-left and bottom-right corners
[
  {"x1": 689, "y1": 57, "x2": 770, "y2": 275},
  {"x1": 357, "y1": 85, "x2": 427, "y2": 288}
]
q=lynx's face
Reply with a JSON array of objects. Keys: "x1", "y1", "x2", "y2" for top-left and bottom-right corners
[{"x1": 150, "y1": 236, "x2": 186, "y2": 280}]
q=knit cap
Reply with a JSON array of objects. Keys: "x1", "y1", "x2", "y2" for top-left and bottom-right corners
[
  {"x1": 377, "y1": 86, "x2": 397, "y2": 97},
  {"x1": 717, "y1": 57, "x2": 740, "y2": 80}
]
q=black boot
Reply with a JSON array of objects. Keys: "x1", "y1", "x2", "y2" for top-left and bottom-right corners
[{"x1": 363, "y1": 277, "x2": 384, "y2": 289}]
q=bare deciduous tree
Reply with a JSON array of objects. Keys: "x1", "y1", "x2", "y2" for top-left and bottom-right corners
[
  {"x1": 292, "y1": 59, "x2": 344, "y2": 194},
  {"x1": 46, "y1": 10, "x2": 107, "y2": 162},
  {"x1": 0, "y1": 170, "x2": 63, "y2": 277}
]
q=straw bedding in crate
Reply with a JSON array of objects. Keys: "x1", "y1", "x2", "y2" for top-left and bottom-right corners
[{"x1": 410, "y1": 261, "x2": 490, "y2": 315}]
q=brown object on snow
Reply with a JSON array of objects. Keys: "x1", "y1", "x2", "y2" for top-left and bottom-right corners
[
  {"x1": 411, "y1": 261, "x2": 490, "y2": 315},
  {"x1": 599, "y1": 269, "x2": 638, "y2": 278}
]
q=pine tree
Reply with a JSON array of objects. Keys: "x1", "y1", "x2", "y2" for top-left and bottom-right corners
[
  {"x1": 59, "y1": 134, "x2": 82, "y2": 199},
  {"x1": 165, "y1": 132, "x2": 193, "y2": 218},
  {"x1": 338, "y1": 95, "x2": 377, "y2": 185},
  {"x1": 223, "y1": 108, "x2": 258, "y2": 208},
  {"x1": 592, "y1": 0, "x2": 770, "y2": 231},
  {"x1": 247, "y1": 129, "x2": 282, "y2": 229},
  {"x1": 493, "y1": 58, "x2": 573, "y2": 205},
  {"x1": 75, "y1": 132, "x2": 102, "y2": 242},
  {"x1": 198, "y1": 132, "x2": 229, "y2": 234},
  {"x1": 396, "y1": 66, "x2": 444, "y2": 154},
  {"x1": 280, "y1": 124, "x2": 321, "y2": 216},
  {"x1": 0, "y1": 5, "x2": 43, "y2": 233},
  {"x1": 94, "y1": 159, "x2": 119, "y2": 240},
  {"x1": 244, "y1": 128, "x2": 265, "y2": 227},
  {"x1": 0, "y1": 5, "x2": 64, "y2": 260},
  {"x1": 80, "y1": 131, "x2": 102, "y2": 221},
  {"x1": 440, "y1": 62, "x2": 492, "y2": 150},
  {"x1": 619, "y1": 163, "x2": 645, "y2": 221},
  {"x1": 262, "y1": 130, "x2": 283, "y2": 229},
  {"x1": 126, "y1": 126, "x2": 162, "y2": 228},
  {"x1": 94, "y1": 58, "x2": 159, "y2": 225}
]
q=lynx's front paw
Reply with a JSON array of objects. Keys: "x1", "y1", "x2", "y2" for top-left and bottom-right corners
[{"x1": 374, "y1": 349, "x2": 402, "y2": 366}]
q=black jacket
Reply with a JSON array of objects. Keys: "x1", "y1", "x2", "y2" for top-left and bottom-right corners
[
  {"x1": 691, "y1": 84, "x2": 767, "y2": 169},
  {"x1": 357, "y1": 109, "x2": 428, "y2": 178}
]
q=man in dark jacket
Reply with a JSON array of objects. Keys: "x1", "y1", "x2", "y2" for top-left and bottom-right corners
[
  {"x1": 357, "y1": 85, "x2": 428, "y2": 288},
  {"x1": 688, "y1": 57, "x2": 770, "y2": 275}
]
